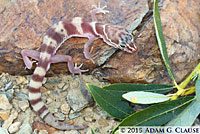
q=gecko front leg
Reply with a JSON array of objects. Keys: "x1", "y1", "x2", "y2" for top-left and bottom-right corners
[
  {"x1": 90, "y1": 2, "x2": 109, "y2": 21},
  {"x1": 82, "y1": 3, "x2": 109, "y2": 63},
  {"x1": 21, "y1": 49, "x2": 40, "y2": 69},
  {"x1": 83, "y1": 36, "x2": 98, "y2": 64},
  {"x1": 50, "y1": 55, "x2": 88, "y2": 75}
]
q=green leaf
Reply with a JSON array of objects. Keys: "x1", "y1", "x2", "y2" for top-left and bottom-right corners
[
  {"x1": 103, "y1": 83, "x2": 173, "y2": 97},
  {"x1": 166, "y1": 78, "x2": 200, "y2": 126},
  {"x1": 87, "y1": 84, "x2": 135, "y2": 119},
  {"x1": 112, "y1": 96, "x2": 194, "y2": 133},
  {"x1": 153, "y1": 0, "x2": 175, "y2": 82},
  {"x1": 122, "y1": 91, "x2": 170, "y2": 104},
  {"x1": 196, "y1": 78, "x2": 200, "y2": 100},
  {"x1": 166, "y1": 99, "x2": 200, "y2": 126},
  {"x1": 91, "y1": 127, "x2": 96, "y2": 134}
]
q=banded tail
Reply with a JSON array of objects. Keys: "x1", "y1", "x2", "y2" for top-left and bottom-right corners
[{"x1": 29, "y1": 56, "x2": 87, "y2": 130}]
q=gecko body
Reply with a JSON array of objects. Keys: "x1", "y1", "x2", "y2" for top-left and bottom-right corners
[{"x1": 21, "y1": 4, "x2": 137, "y2": 130}]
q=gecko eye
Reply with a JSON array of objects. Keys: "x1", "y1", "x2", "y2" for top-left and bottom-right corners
[
  {"x1": 120, "y1": 40, "x2": 127, "y2": 48},
  {"x1": 126, "y1": 34, "x2": 133, "y2": 40}
]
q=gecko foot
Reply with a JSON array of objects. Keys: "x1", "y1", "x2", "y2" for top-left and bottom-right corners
[
  {"x1": 84, "y1": 46, "x2": 99, "y2": 64},
  {"x1": 91, "y1": 2, "x2": 109, "y2": 15},
  {"x1": 21, "y1": 49, "x2": 40, "y2": 69},
  {"x1": 73, "y1": 63, "x2": 89, "y2": 75},
  {"x1": 24, "y1": 60, "x2": 37, "y2": 70},
  {"x1": 89, "y1": 46, "x2": 100, "y2": 64}
]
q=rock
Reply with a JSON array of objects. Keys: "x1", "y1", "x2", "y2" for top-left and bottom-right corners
[
  {"x1": 67, "y1": 77, "x2": 94, "y2": 112},
  {"x1": 38, "y1": 130, "x2": 48, "y2": 134},
  {"x1": 14, "y1": 92, "x2": 29, "y2": 100},
  {"x1": 16, "y1": 122, "x2": 32, "y2": 134},
  {"x1": 16, "y1": 76, "x2": 28, "y2": 85},
  {"x1": 48, "y1": 106, "x2": 58, "y2": 113},
  {"x1": 0, "y1": 127, "x2": 9, "y2": 134},
  {"x1": 5, "y1": 81, "x2": 13, "y2": 90},
  {"x1": 62, "y1": 84, "x2": 69, "y2": 91},
  {"x1": 68, "y1": 113, "x2": 80, "y2": 120},
  {"x1": 54, "y1": 113, "x2": 65, "y2": 121},
  {"x1": 8, "y1": 121, "x2": 21, "y2": 133},
  {"x1": 60, "y1": 103, "x2": 70, "y2": 115},
  {"x1": 0, "y1": 94, "x2": 12, "y2": 110},
  {"x1": 57, "y1": 82, "x2": 65, "y2": 89},
  {"x1": 0, "y1": 0, "x2": 148, "y2": 76},
  {"x1": 42, "y1": 77, "x2": 47, "y2": 84},
  {"x1": 44, "y1": 78, "x2": 62, "y2": 90},
  {"x1": 83, "y1": 108, "x2": 94, "y2": 122},
  {"x1": 53, "y1": 131, "x2": 64, "y2": 134},
  {"x1": 46, "y1": 98, "x2": 53, "y2": 104},
  {"x1": 2, "y1": 110, "x2": 18, "y2": 129},
  {"x1": 0, "y1": 92, "x2": 13, "y2": 101},
  {"x1": 84, "y1": 116, "x2": 94, "y2": 122},
  {"x1": 0, "y1": 110, "x2": 10, "y2": 120},
  {"x1": 18, "y1": 100, "x2": 29, "y2": 111},
  {"x1": 32, "y1": 121, "x2": 57, "y2": 134},
  {"x1": 94, "y1": 0, "x2": 200, "y2": 84},
  {"x1": 0, "y1": 118, "x2": 2, "y2": 126},
  {"x1": 64, "y1": 130, "x2": 80, "y2": 134},
  {"x1": 41, "y1": 87, "x2": 47, "y2": 93},
  {"x1": 2, "y1": 79, "x2": 8, "y2": 85},
  {"x1": 98, "y1": 118, "x2": 109, "y2": 127}
]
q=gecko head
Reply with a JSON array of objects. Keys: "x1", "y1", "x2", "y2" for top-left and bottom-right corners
[
  {"x1": 118, "y1": 32, "x2": 137, "y2": 53},
  {"x1": 104, "y1": 25, "x2": 137, "y2": 53}
]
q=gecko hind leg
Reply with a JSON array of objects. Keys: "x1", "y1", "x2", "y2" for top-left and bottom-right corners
[
  {"x1": 50, "y1": 55, "x2": 88, "y2": 75},
  {"x1": 83, "y1": 37, "x2": 99, "y2": 64},
  {"x1": 21, "y1": 49, "x2": 40, "y2": 69}
]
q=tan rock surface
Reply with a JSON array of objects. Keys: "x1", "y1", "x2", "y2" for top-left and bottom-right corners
[
  {"x1": 0, "y1": 0, "x2": 199, "y2": 84},
  {"x1": 94, "y1": 0, "x2": 200, "y2": 84},
  {"x1": 0, "y1": 0, "x2": 148, "y2": 75}
]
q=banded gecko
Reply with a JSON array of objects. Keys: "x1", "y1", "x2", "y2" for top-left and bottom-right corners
[{"x1": 21, "y1": 4, "x2": 137, "y2": 130}]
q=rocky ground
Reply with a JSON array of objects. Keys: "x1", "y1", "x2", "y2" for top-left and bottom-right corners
[
  {"x1": 0, "y1": 73, "x2": 199, "y2": 134},
  {"x1": 0, "y1": 0, "x2": 199, "y2": 133},
  {"x1": 0, "y1": 73, "x2": 121, "y2": 134}
]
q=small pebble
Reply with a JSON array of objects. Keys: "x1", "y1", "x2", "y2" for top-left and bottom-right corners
[
  {"x1": 0, "y1": 110, "x2": 10, "y2": 120},
  {"x1": 0, "y1": 94, "x2": 12, "y2": 110},
  {"x1": 18, "y1": 100, "x2": 29, "y2": 111},
  {"x1": 16, "y1": 76, "x2": 28, "y2": 85},
  {"x1": 60, "y1": 103, "x2": 70, "y2": 115},
  {"x1": 5, "y1": 81, "x2": 13, "y2": 90},
  {"x1": 0, "y1": 127, "x2": 9, "y2": 134},
  {"x1": 57, "y1": 82, "x2": 65, "y2": 89},
  {"x1": 42, "y1": 77, "x2": 47, "y2": 84},
  {"x1": 53, "y1": 131, "x2": 64, "y2": 134},
  {"x1": 16, "y1": 122, "x2": 32, "y2": 134},
  {"x1": 68, "y1": 113, "x2": 80, "y2": 119},
  {"x1": 2, "y1": 110, "x2": 18, "y2": 129},
  {"x1": 48, "y1": 106, "x2": 58, "y2": 113},
  {"x1": 64, "y1": 130, "x2": 80, "y2": 134},
  {"x1": 38, "y1": 130, "x2": 48, "y2": 134},
  {"x1": 54, "y1": 113, "x2": 65, "y2": 121},
  {"x1": 46, "y1": 98, "x2": 53, "y2": 104},
  {"x1": 15, "y1": 92, "x2": 28, "y2": 100},
  {"x1": 62, "y1": 84, "x2": 69, "y2": 91},
  {"x1": 84, "y1": 116, "x2": 94, "y2": 122},
  {"x1": 33, "y1": 129, "x2": 38, "y2": 134},
  {"x1": 8, "y1": 121, "x2": 21, "y2": 133},
  {"x1": 0, "y1": 92, "x2": 13, "y2": 101},
  {"x1": 3, "y1": 79, "x2": 8, "y2": 85},
  {"x1": 98, "y1": 117, "x2": 109, "y2": 127},
  {"x1": 102, "y1": 111, "x2": 110, "y2": 120}
]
